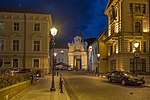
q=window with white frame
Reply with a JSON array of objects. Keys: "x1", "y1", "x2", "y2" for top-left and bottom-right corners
[
  {"x1": 33, "y1": 59, "x2": 39, "y2": 68},
  {"x1": 135, "y1": 3, "x2": 141, "y2": 13},
  {"x1": 143, "y1": 42, "x2": 146, "y2": 53},
  {"x1": 0, "y1": 39, "x2": 4, "y2": 51},
  {"x1": 14, "y1": 22, "x2": 19, "y2": 31},
  {"x1": 0, "y1": 22, "x2": 4, "y2": 29},
  {"x1": 0, "y1": 58, "x2": 3, "y2": 67},
  {"x1": 129, "y1": 3, "x2": 133, "y2": 13},
  {"x1": 13, "y1": 40, "x2": 19, "y2": 51},
  {"x1": 34, "y1": 41, "x2": 40, "y2": 51},
  {"x1": 142, "y1": 4, "x2": 146, "y2": 14},
  {"x1": 34, "y1": 23, "x2": 40, "y2": 31}
]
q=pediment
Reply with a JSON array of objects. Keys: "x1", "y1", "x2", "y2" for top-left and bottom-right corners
[
  {"x1": 10, "y1": 33, "x2": 22, "y2": 37},
  {"x1": 28, "y1": 34, "x2": 43, "y2": 38}
]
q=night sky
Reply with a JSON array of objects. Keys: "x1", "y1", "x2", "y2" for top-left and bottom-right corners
[{"x1": 0, "y1": 0, "x2": 108, "y2": 44}]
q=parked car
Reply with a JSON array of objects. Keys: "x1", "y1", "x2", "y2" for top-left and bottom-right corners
[
  {"x1": 34, "y1": 70, "x2": 42, "y2": 77},
  {"x1": 18, "y1": 68, "x2": 33, "y2": 76},
  {"x1": 68, "y1": 67, "x2": 73, "y2": 71},
  {"x1": 106, "y1": 71, "x2": 145, "y2": 86}
]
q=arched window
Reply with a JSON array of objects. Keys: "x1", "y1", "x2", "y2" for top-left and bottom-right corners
[{"x1": 135, "y1": 22, "x2": 141, "y2": 33}]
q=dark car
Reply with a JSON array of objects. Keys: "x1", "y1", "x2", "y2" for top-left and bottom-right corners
[
  {"x1": 106, "y1": 71, "x2": 145, "y2": 86},
  {"x1": 18, "y1": 68, "x2": 33, "y2": 76},
  {"x1": 34, "y1": 70, "x2": 42, "y2": 77}
]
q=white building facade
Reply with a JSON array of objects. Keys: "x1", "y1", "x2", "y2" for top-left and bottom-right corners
[
  {"x1": 68, "y1": 36, "x2": 88, "y2": 70},
  {"x1": 53, "y1": 47, "x2": 68, "y2": 65},
  {"x1": 88, "y1": 41, "x2": 99, "y2": 71}
]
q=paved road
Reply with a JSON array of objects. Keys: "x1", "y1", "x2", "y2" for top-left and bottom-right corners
[{"x1": 60, "y1": 71, "x2": 150, "y2": 100}]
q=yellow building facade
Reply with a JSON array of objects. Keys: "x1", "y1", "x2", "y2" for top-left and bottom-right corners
[
  {"x1": 0, "y1": 11, "x2": 52, "y2": 74},
  {"x1": 97, "y1": 30, "x2": 108, "y2": 74},
  {"x1": 104, "y1": 0, "x2": 150, "y2": 74}
]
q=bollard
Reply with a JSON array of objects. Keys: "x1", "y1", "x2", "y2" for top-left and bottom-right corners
[
  {"x1": 59, "y1": 76, "x2": 63, "y2": 93},
  {"x1": 60, "y1": 79, "x2": 63, "y2": 93},
  {"x1": 59, "y1": 76, "x2": 61, "y2": 89},
  {"x1": 56, "y1": 71, "x2": 58, "y2": 76},
  {"x1": 31, "y1": 74, "x2": 36, "y2": 84}
]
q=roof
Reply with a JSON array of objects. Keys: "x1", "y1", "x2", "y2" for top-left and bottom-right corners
[{"x1": 0, "y1": 8, "x2": 50, "y2": 15}]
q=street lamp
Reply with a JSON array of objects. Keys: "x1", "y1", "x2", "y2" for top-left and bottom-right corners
[
  {"x1": 97, "y1": 54, "x2": 100, "y2": 76},
  {"x1": 88, "y1": 46, "x2": 92, "y2": 71},
  {"x1": 133, "y1": 42, "x2": 139, "y2": 75},
  {"x1": 50, "y1": 27, "x2": 57, "y2": 91}
]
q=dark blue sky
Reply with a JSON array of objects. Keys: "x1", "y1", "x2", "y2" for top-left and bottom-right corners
[{"x1": 0, "y1": 0, "x2": 108, "y2": 44}]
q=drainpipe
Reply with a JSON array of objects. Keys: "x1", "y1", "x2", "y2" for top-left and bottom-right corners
[
  {"x1": 23, "y1": 13, "x2": 26, "y2": 69},
  {"x1": 148, "y1": 0, "x2": 150, "y2": 75}
]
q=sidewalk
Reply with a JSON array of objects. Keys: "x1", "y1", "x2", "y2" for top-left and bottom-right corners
[{"x1": 10, "y1": 75, "x2": 70, "y2": 100}]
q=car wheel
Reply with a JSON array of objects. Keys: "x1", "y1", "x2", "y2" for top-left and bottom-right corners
[
  {"x1": 108, "y1": 78, "x2": 112, "y2": 82},
  {"x1": 121, "y1": 79, "x2": 126, "y2": 85}
]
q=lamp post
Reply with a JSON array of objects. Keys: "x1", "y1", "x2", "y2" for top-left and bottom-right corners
[
  {"x1": 133, "y1": 42, "x2": 139, "y2": 76},
  {"x1": 97, "y1": 54, "x2": 100, "y2": 76},
  {"x1": 50, "y1": 27, "x2": 57, "y2": 91}
]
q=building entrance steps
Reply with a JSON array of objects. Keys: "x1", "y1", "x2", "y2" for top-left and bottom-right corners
[{"x1": 10, "y1": 75, "x2": 70, "y2": 100}]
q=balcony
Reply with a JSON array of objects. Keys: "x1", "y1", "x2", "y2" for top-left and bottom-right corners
[{"x1": 104, "y1": 32, "x2": 119, "y2": 43}]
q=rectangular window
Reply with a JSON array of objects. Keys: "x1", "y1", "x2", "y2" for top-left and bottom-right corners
[
  {"x1": 142, "y1": 4, "x2": 146, "y2": 14},
  {"x1": 143, "y1": 42, "x2": 146, "y2": 52},
  {"x1": 130, "y1": 58, "x2": 134, "y2": 72},
  {"x1": 110, "y1": 60, "x2": 116, "y2": 71},
  {"x1": 129, "y1": 3, "x2": 133, "y2": 13},
  {"x1": 130, "y1": 42, "x2": 132, "y2": 52},
  {"x1": 110, "y1": 46, "x2": 113, "y2": 55},
  {"x1": 141, "y1": 59, "x2": 146, "y2": 71},
  {"x1": 13, "y1": 59, "x2": 18, "y2": 68},
  {"x1": 0, "y1": 22, "x2": 4, "y2": 29},
  {"x1": 143, "y1": 21, "x2": 149, "y2": 32},
  {"x1": 13, "y1": 40, "x2": 19, "y2": 51},
  {"x1": 14, "y1": 22, "x2": 19, "y2": 31},
  {"x1": 114, "y1": 44, "x2": 116, "y2": 54},
  {"x1": 34, "y1": 59, "x2": 39, "y2": 68},
  {"x1": 34, "y1": 41, "x2": 40, "y2": 51},
  {"x1": 0, "y1": 40, "x2": 4, "y2": 50},
  {"x1": 34, "y1": 23, "x2": 40, "y2": 31},
  {"x1": 135, "y1": 3, "x2": 141, "y2": 13},
  {"x1": 0, "y1": 59, "x2": 3, "y2": 67}
]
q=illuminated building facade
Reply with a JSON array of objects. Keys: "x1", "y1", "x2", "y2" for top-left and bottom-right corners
[
  {"x1": 53, "y1": 45, "x2": 68, "y2": 65},
  {"x1": 88, "y1": 41, "x2": 98, "y2": 71},
  {"x1": 104, "y1": 0, "x2": 150, "y2": 74},
  {"x1": 0, "y1": 11, "x2": 52, "y2": 74},
  {"x1": 68, "y1": 36, "x2": 88, "y2": 70}
]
